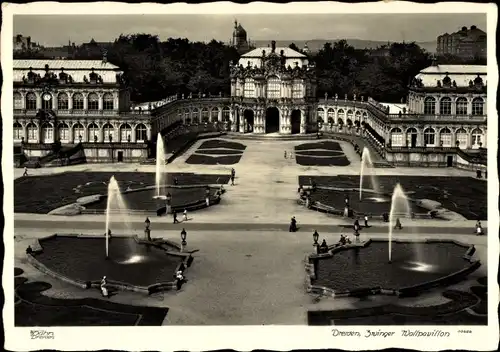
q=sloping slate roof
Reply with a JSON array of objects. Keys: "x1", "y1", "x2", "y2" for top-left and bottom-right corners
[
  {"x1": 417, "y1": 65, "x2": 487, "y2": 87},
  {"x1": 13, "y1": 59, "x2": 120, "y2": 70},
  {"x1": 241, "y1": 47, "x2": 306, "y2": 58},
  {"x1": 13, "y1": 69, "x2": 119, "y2": 83}
]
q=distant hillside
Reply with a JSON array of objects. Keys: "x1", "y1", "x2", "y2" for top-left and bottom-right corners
[{"x1": 251, "y1": 39, "x2": 436, "y2": 53}]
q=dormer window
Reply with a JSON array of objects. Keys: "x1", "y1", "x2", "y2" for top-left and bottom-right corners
[
  {"x1": 89, "y1": 68, "x2": 98, "y2": 83},
  {"x1": 474, "y1": 74, "x2": 484, "y2": 87},
  {"x1": 442, "y1": 73, "x2": 451, "y2": 87}
]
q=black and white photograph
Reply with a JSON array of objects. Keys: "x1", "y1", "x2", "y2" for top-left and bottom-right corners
[{"x1": 2, "y1": 2, "x2": 498, "y2": 351}]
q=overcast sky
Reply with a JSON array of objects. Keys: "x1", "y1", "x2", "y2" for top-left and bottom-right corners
[{"x1": 14, "y1": 13, "x2": 487, "y2": 47}]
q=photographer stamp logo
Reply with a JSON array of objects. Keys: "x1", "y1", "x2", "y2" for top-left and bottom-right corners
[{"x1": 30, "y1": 330, "x2": 55, "y2": 340}]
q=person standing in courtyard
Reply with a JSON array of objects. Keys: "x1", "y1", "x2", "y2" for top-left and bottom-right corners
[
  {"x1": 284, "y1": 150, "x2": 287, "y2": 159},
  {"x1": 183, "y1": 209, "x2": 188, "y2": 222},
  {"x1": 23, "y1": 167, "x2": 28, "y2": 177},
  {"x1": 364, "y1": 214, "x2": 369, "y2": 228},
  {"x1": 475, "y1": 220, "x2": 483, "y2": 235},
  {"x1": 173, "y1": 209, "x2": 179, "y2": 224},
  {"x1": 230, "y1": 174, "x2": 235, "y2": 186}
]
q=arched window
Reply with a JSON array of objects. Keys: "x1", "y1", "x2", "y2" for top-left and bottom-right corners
[
  {"x1": 355, "y1": 111, "x2": 362, "y2": 121},
  {"x1": 337, "y1": 109, "x2": 345, "y2": 124},
  {"x1": 424, "y1": 127, "x2": 436, "y2": 146},
  {"x1": 347, "y1": 110, "x2": 353, "y2": 122},
  {"x1": 41, "y1": 93, "x2": 53, "y2": 110},
  {"x1": 103, "y1": 93, "x2": 114, "y2": 110},
  {"x1": 27, "y1": 122, "x2": 38, "y2": 142},
  {"x1": 472, "y1": 97, "x2": 484, "y2": 115},
  {"x1": 455, "y1": 97, "x2": 468, "y2": 116},
  {"x1": 184, "y1": 108, "x2": 190, "y2": 123},
  {"x1": 317, "y1": 108, "x2": 325, "y2": 122},
  {"x1": 456, "y1": 128, "x2": 467, "y2": 149},
  {"x1": 471, "y1": 128, "x2": 483, "y2": 148},
  {"x1": 58, "y1": 93, "x2": 69, "y2": 110},
  {"x1": 135, "y1": 123, "x2": 147, "y2": 142},
  {"x1": 25, "y1": 92, "x2": 37, "y2": 110},
  {"x1": 201, "y1": 108, "x2": 209, "y2": 122},
  {"x1": 191, "y1": 108, "x2": 199, "y2": 123},
  {"x1": 439, "y1": 127, "x2": 452, "y2": 147},
  {"x1": 87, "y1": 93, "x2": 99, "y2": 110},
  {"x1": 362, "y1": 112, "x2": 368, "y2": 120},
  {"x1": 57, "y1": 123, "x2": 69, "y2": 142},
  {"x1": 41, "y1": 122, "x2": 54, "y2": 144},
  {"x1": 14, "y1": 122, "x2": 23, "y2": 140},
  {"x1": 222, "y1": 107, "x2": 230, "y2": 122},
  {"x1": 327, "y1": 108, "x2": 334, "y2": 123},
  {"x1": 244, "y1": 78, "x2": 256, "y2": 98},
  {"x1": 390, "y1": 127, "x2": 404, "y2": 147},
  {"x1": 72, "y1": 93, "x2": 84, "y2": 110},
  {"x1": 267, "y1": 76, "x2": 281, "y2": 99},
  {"x1": 73, "y1": 123, "x2": 84, "y2": 143},
  {"x1": 292, "y1": 79, "x2": 303, "y2": 98},
  {"x1": 439, "y1": 97, "x2": 452, "y2": 115},
  {"x1": 210, "y1": 108, "x2": 219, "y2": 122},
  {"x1": 120, "y1": 124, "x2": 132, "y2": 142},
  {"x1": 103, "y1": 123, "x2": 114, "y2": 142},
  {"x1": 14, "y1": 92, "x2": 23, "y2": 109},
  {"x1": 424, "y1": 97, "x2": 436, "y2": 115},
  {"x1": 88, "y1": 123, "x2": 99, "y2": 142},
  {"x1": 406, "y1": 128, "x2": 418, "y2": 148}
]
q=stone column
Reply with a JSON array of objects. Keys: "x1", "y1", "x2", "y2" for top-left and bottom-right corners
[
  {"x1": 36, "y1": 92, "x2": 42, "y2": 110},
  {"x1": 68, "y1": 92, "x2": 73, "y2": 110},
  {"x1": 230, "y1": 109, "x2": 236, "y2": 132},
  {"x1": 83, "y1": 93, "x2": 88, "y2": 110},
  {"x1": 218, "y1": 108, "x2": 222, "y2": 122},
  {"x1": 98, "y1": 93, "x2": 103, "y2": 110},
  {"x1": 239, "y1": 109, "x2": 245, "y2": 133},
  {"x1": 300, "y1": 109, "x2": 306, "y2": 134}
]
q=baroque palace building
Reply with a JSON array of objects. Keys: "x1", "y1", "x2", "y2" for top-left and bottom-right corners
[
  {"x1": 13, "y1": 46, "x2": 488, "y2": 169},
  {"x1": 13, "y1": 59, "x2": 153, "y2": 162}
]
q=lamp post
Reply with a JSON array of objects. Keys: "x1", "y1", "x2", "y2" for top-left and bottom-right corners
[
  {"x1": 180, "y1": 228, "x2": 187, "y2": 252},
  {"x1": 144, "y1": 217, "x2": 151, "y2": 241},
  {"x1": 313, "y1": 230, "x2": 319, "y2": 246}
]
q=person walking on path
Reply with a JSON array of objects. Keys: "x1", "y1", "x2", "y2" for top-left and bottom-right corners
[
  {"x1": 183, "y1": 209, "x2": 188, "y2": 222},
  {"x1": 23, "y1": 167, "x2": 28, "y2": 177},
  {"x1": 475, "y1": 220, "x2": 483, "y2": 235},
  {"x1": 364, "y1": 214, "x2": 369, "y2": 228},
  {"x1": 173, "y1": 210, "x2": 179, "y2": 224}
]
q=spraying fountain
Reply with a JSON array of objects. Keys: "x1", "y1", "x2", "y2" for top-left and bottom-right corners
[
  {"x1": 154, "y1": 133, "x2": 167, "y2": 200},
  {"x1": 359, "y1": 147, "x2": 381, "y2": 201},
  {"x1": 387, "y1": 183, "x2": 412, "y2": 264},
  {"x1": 105, "y1": 176, "x2": 132, "y2": 259}
]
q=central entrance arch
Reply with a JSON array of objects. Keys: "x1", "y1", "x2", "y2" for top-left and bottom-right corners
[
  {"x1": 243, "y1": 109, "x2": 254, "y2": 133},
  {"x1": 266, "y1": 107, "x2": 280, "y2": 133}
]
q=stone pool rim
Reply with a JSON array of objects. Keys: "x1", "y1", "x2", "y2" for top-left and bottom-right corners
[
  {"x1": 305, "y1": 238, "x2": 481, "y2": 298},
  {"x1": 26, "y1": 234, "x2": 195, "y2": 294}
]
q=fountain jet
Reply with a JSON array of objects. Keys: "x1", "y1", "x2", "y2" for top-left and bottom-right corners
[
  {"x1": 155, "y1": 133, "x2": 166, "y2": 198},
  {"x1": 359, "y1": 147, "x2": 380, "y2": 200},
  {"x1": 388, "y1": 183, "x2": 412, "y2": 263},
  {"x1": 105, "y1": 176, "x2": 132, "y2": 258}
]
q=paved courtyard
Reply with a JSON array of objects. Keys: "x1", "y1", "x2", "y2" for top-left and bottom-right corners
[{"x1": 13, "y1": 137, "x2": 489, "y2": 326}]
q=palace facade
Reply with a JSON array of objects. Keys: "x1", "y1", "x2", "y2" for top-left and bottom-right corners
[{"x1": 13, "y1": 59, "x2": 152, "y2": 163}]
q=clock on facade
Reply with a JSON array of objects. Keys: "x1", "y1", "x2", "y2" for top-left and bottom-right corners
[{"x1": 43, "y1": 93, "x2": 52, "y2": 101}]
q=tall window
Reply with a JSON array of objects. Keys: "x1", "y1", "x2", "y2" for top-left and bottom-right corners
[
  {"x1": 191, "y1": 108, "x2": 199, "y2": 123},
  {"x1": 14, "y1": 92, "x2": 23, "y2": 109},
  {"x1": 317, "y1": 108, "x2": 325, "y2": 123},
  {"x1": 120, "y1": 124, "x2": 132, "y2": 142},
  {"x1": 135, "y1": 124, "x2": 147, "y2": 142},
  {"x1": 390, "y1": 128, "x2": 404, "y2": 147},
  {"x1": 88, "y1": 123, "x2": 99, "y2": 142},
  {"x1": 346, "y1": 110, "x2": 353, "y2": 123},
  {"x1": 58, "y1": 93, "x2": 69, "y2": 110},
  {"x1": 292, "y1": 80, "x2": 303, "y2": 98},
  {"x1": 439, "y1": 97, "x2": 452, "y2": 115},
  {"x1": 88, "y1": 93, "x2": 99, "y2": 110},
  {"x1": 41, "y1": 93, "x2": 53, "y2": 110},
  {"x1": 423, "y1": 97, "x2": 436, "y2": 114},
  {"x1": 222, "y1": 107, "x2": 230, "y2": 122},
  {"x1": 41, "y1": 123, "x2": 54, "y2": 143},
  {"x1": 184, "y1": 109, "x2": 190, "y2": 123},
  {"x1": 25, "y1": 92, "x2": 37, "y2": 110},
  {"x1": 456, "y1": 128, "x2": 467, "y2": 149},
  {"x1": 103, "y1": 93, "x2": 114, "y2": 110},
  {"x1": 327, "y1": 109, "x2": 334, "y2": 123},
  {"x1": 267, "y1": 76, "x2": 281, "y2": 99},
  {"x1": 440, "y1": 127, "x2": 452, "y2": 147},
  {"x1": 355, "y1": 111, "x2": 362, "y2": 123},
  {"x1": 424, "y1": 127, "x2": 436, "y2": 146},
  {"x1": 27, "y1": 123, "x2": 37, "y2": 142},
  {"x1": 72, "y1": 93, "x2": 84, "y2": 110},
  {"x1": 472, "y1": 97, "x2": 484, "y2": 115},
  {"x1": 201, "y1": 108, "x2": 209, "y2": 122},
  {"x1": 244, "y1": 79, "x2": 256, "y2": 98},
  {"x1": 103, "y1": 123, "x2": 114, "y2": 142},
  {"x1": 73, "y1": 123, "x2": 84, "y2": 142},
  {"x1": 455, "y1": 97, "x2": 468, "y2": 115},
  {"x1": 337, "y1": 109, "x2": 345, "y2": 124},
  {"x1": 471, "y1": 128, "x2": 483, "y2": 148},
  {"x1": 210, "y1": 108, "x2": 219, "y2": 122},
  {"x1": 58, "y1": 123, "x2": 70, "y2": 142},
  {"x1": 14, "y1": 122, "x2": 23, "y2": 140}
]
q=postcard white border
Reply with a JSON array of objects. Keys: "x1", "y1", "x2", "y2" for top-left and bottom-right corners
[{"x1": 2, "y1": 2, "x2": 499, "y2": 351}]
